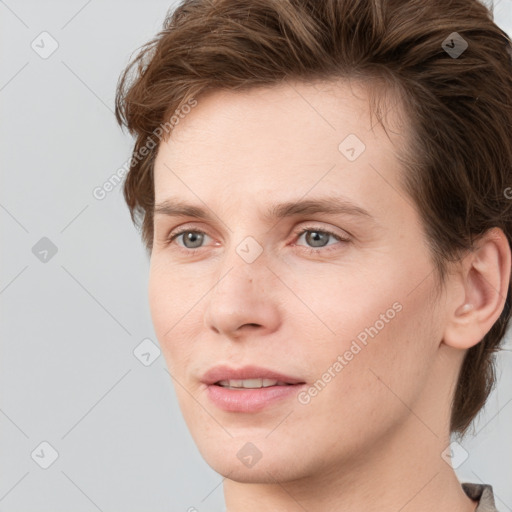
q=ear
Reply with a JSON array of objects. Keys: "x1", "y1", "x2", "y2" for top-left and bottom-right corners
[{"x1": 443, "y1": 228, "x2": 511, "y2": 350}]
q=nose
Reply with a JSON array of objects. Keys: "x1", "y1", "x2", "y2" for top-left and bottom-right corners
[{"x1": 203, "y1": 255, "x2": 282, "y2": 340}]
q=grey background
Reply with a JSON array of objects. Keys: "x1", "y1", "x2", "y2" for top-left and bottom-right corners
[{"x1": 1, "y1": 1, "x2": 511, "y2": 511}]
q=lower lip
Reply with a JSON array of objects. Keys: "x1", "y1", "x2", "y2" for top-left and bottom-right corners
[{"x1": 205, "y1": 383, "x2": 306, "y2": 412}]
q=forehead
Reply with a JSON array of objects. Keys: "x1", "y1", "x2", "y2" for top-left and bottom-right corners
[{"x1": 153, "y1": 79, "x2": 408, "y2": 215}]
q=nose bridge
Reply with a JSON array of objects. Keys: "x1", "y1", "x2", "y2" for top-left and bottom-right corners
[
  {"x1": 209, "y1": 234, "x2": 267, "y2": 304},
  {"x1": 215, "y1": 213, "x2": 268, "y2": 275},
  {"x1": 203, "y1": 235, "x2": 281, "y2": 337}
]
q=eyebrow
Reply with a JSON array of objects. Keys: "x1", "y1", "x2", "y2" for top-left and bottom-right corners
[{"x1": 153, "y1": 196, "x2": 373, "y2": 223}]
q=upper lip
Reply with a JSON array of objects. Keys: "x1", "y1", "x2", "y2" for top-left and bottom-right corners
[{"x1": 201, "y1": 365, "x2": 306, "y2": 385}]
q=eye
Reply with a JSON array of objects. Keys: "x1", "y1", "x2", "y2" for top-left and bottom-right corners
[
  {"x1": 293, "y1": 225, "x2": 349, "y2": 253},
  {"x1": 167, "y1": 228, "x2": 212, "y2": 252},
  {"x1": 164, "y1": 224, "x2": 350, "y2": 255}
]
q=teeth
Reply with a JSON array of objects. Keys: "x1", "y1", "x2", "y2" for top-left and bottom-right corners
[{"x1": 217, "y1": 378, "x2": 289, "y2": 389}]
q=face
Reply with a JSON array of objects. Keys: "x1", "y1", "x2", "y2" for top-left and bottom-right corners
[{"x1": 148, "y1": 80, "x2": 449, "y2": 483}]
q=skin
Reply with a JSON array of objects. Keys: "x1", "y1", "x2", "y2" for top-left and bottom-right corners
[{"x1": 148, "y1": 79, "x2": 510, "y2": 512}]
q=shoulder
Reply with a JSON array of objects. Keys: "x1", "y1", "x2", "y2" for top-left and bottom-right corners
[{"x1": 462, "y1": 482, "x2": 499, "y2": 512}]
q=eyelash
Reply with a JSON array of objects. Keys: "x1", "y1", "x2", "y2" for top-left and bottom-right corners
[{"x1": 164, "y1": 225, "x2": 350, "y2": 255}]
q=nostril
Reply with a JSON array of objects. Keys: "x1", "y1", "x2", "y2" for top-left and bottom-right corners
[{"x1": 239, "y1": 323, "x2": 260, "y2": 330}]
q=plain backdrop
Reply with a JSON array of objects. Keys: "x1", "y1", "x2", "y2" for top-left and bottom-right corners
[{"x1": 1, "y1": 1, "x2": 511, "y2": 511}]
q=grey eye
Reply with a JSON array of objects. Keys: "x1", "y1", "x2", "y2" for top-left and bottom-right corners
[
  {"x1": 180, "y1": 231, "x2": 205, "y2": 249},
  {"x1": 303, "y1": 230, "x2": 331, "y2": 248}
]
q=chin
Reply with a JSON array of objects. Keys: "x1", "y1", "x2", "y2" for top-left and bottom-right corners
[
  {"x1": 194, "y1": 434, "x2": 311, "y2": 484},
  {"x1": 207, "y1": 456, "x2": 300, "y2": 484}
]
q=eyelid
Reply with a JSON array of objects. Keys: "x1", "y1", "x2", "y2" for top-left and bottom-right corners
[{"x1": 294, "y1": 223, "x2": 351, "y2": 241}]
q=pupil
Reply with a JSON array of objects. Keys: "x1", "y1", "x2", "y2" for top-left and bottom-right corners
[
  {"x1": 307, "y1": 231, "x2": 328, "y2": 247},
  {"x1": 185, "y1": 232, "x2": 203, "y2": 248}
]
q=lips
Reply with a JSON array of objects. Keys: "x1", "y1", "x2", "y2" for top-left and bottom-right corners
[
  {"x1": 201, "y1": 364, "x2": 306, "y2": 386},
  {"x1": 201, "y1": 364, "x2": 307, "y2": 412}
]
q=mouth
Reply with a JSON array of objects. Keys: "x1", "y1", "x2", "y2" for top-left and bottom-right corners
[
  {"x1": 214, "y1": 378, "x2": 299, "y2": 389},
  {"x1": 201, "y1": 365, "x2": 307, "y2": 412},
  {"x1": 201, "y1": 364, "x2": 306, "y2": 386}
]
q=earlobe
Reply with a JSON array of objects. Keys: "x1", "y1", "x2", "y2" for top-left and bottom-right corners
[{"x1": 443, "y1": 228, "x2": 511, "y2": 351}]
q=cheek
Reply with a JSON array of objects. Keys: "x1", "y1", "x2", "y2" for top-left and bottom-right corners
[
  {"x1": 148, "y1": 256, "x2": 199, "y2": 323},
  {"x1": 292, "y1": 259, "x2": 438, "y2": 417},
  {"x1": 312, "y1": 281, "x2": 437, "y2": 432},
  {"x1": 148, "y1": 269, "x2": 170, "y2": 341},
  {"x1": 148, "y1": 264, "x2": 196, "y2": 370}
]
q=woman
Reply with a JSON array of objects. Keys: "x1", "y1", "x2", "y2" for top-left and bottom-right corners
[{"x1": 115, "y1": 0, "x2": 512, "y2": 510}]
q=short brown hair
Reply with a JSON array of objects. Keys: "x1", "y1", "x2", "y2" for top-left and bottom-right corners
[{"x1": 115, "y1": 0, "x2": 512, "y2": 438}]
